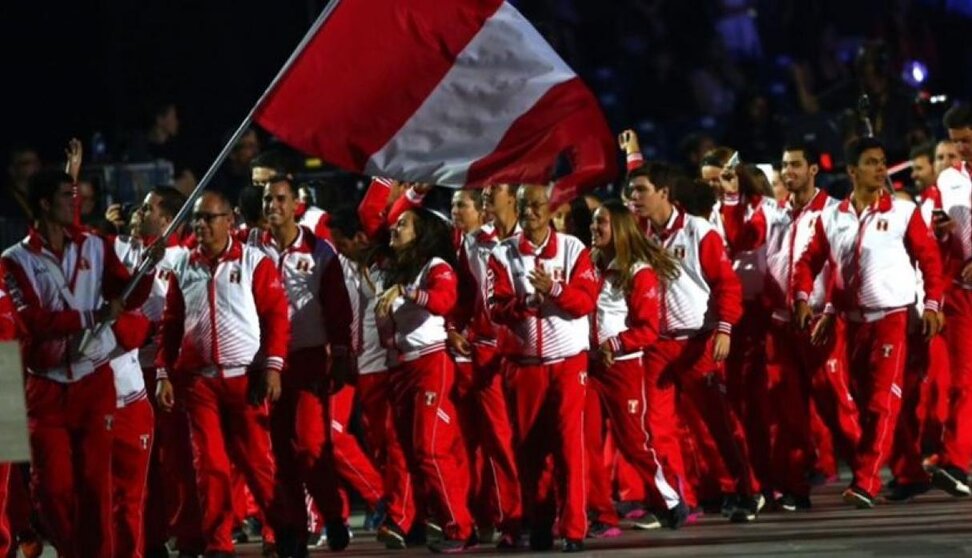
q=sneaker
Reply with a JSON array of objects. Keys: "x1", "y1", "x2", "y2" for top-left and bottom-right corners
[
  {"x1": 587, "y1": 520, "x2": 622, "y2": 538},
  {"x1": 729, "y1": 495, "x2": 760, "y2": 523},
  {"x1": 378, "y1": 520, "x2": 407, "y2": 549},
  {"x1": 661, "y1": 501, "x2": 690, "y2": 530},
  {"x1": 616, "y1": 501, "x2": 648, "y2": 520},
  {"x1": 496, "y1": 531, "x2": 519, "y2": 551},
  {"x1": 428, "y1": 536, "x2": 477, "y2": 554},
  {"x1": 562, "y1": 538, "x2": 585, "y2": 553},
  {"x1": 842, "y1": 485, "x2": 875, "y2": 509},
  {"x1": 477, "y1": 526, "x2": 496, "y2": 544},
  {"x1": 929, "y1": 465, "x2": 972, "y2": 497},
  {"x1": 426, "y1": 522, "x2": 445, "y2": 544},
  {"x1": 720, "y1": 494, "x2": 739, "y2": 518},
  {"x1": 231, "y1": 526, "x2": 249, "y2": 544},
  {"x1": 885, "y1": 481, "x2": 932, "y2": 502},
  {"x1": 529, "y1": 529, "x2": 554, "y2": 552},
  {"x1": 363, "y1": 499, "x2": 388, "y2": 532},
  {"x1": 631, "y1": 513, "x2": 662, "y2": 530},
  {"x1": 778, "y1": 494, "x2": 812, "y2": 511},
  {"x1": 324, "y1": 520, "x2": 351, "y2": 551},
  {"x1": 405, "y1": 523, "x2": 428, "y2": 546}
]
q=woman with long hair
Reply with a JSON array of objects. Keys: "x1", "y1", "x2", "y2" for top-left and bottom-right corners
[
  {"x1": 588, "y1": 200, "x2": 689, "y2": 528},
  {"x1": 374, "y1": 207, "x2": 475, "y2": 553}
]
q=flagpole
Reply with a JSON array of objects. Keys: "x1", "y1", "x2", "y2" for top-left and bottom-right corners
[{"x1": 83, "y1": 0, "x2": 344, "y2": 350}]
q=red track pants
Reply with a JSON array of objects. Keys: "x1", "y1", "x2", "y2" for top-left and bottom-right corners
[
  {"x1": 390, "y1": 351, "x2": 473, "y2": 541},
  {"x1": 845, "y1": 312, "x2": 908, "y2": 496},
  {"x1": 27, "y1": 366, "x2": 116, "y2": 558},
  {"x1": 330, "y1": 384, "x2": 384, "y2": 509},
  {"x1": 505, "y1": 353, "x2": 588, "y2": 541},
  {"x1": 186, "y1": 374, "x2": 297, "y2": 554},
  {"x1": 644, "y1": 333, "x2": 759, "y2": 501},
  {"x1": 938, "y1": 288, "x2": 972, "y2": 473},
  {"x1": 765, "y1": 317, "x2": 860, "y2": 497},
  {"x1": 357, "y1": 371, "x2": 416, "y2": 531},
  {"x1": 726, "y1": 305, "x2": 771, "y2": 491},
  {"x1": 112, "y1": 397, "x2": 154, "y2": 558}
]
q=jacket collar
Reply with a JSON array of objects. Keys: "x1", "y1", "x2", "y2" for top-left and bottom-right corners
[
  {"x1": 518, "y1": 227, "x2": 558, "y2": 258},
  {"x1": 25, "y1": 224, "x2": 85, "y2": 255},
  {"x1": 652, "y1": 206, "x2": 684, "y2": 241},
  {"x1": 837, "y1": 190, "x2": 893, "y2": 215},
  {"x1": 261, "y1": 225, "x2": 312, "y2": 253},
  {"x1": 784, "y1": 188, "x2": 829, "y2": 214},
  {"x1": 191, "y1": 235, "x2": 242, "y2": 266}
]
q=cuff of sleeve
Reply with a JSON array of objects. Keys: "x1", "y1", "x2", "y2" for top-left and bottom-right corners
[
  {"x1": 265, "y1": 356, "x2": 284, "y2": 372},
  {"x1": 549, "y1": 282, "x2": 563, "y2": 298},
  {"x1": 156, "y1": 368, "x2": 168, "y2": 380},
  {"x1": 405, "y1": 188, "x2": 427, "y2": 203},
  {"x1": 924, "y1": 299, "x2": 941, "y2": 313},
  {"x1": 717, "y1": 321, "x2": 733, "y2": 335},
  {"x1": 626, "y1": 152, "x2": 644, "y2": 170},
  {"x1": 608, "y1": 336, "x2": 623, "y2": 354},
  {"x1": 823, "y1": 303, "x2": 836, "y2": 315},
  {"x1": 794, "y1": 291, "x2": 810, "y2": 302},
  {"x1": 411, "y1": 288, "x2": 429, "y2": 307}
]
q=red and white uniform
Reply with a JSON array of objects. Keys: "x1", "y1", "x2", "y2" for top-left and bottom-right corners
[
  {"x1": 761, "y1": 190, "x2": 860, "y2": 497},
  {"x1": 1, "y1": 227, "x2": 152, "y2": 558},
  {"x1": 488, "y1": 229, "x2": 596, "y2": 541},
  {"x1": 710, "y1": 193, "x2": 771, "y2": 301},
  {"x1": 452, "y1": 224, "x2": 522, "y2": 532},
  {"x1": 378, "y1": 257, "x2": 474, "y2": 541},
  {"x1": 157, "y1": 237, "x2": 297, "y2": 554},
  {"x1": 642, "y1": 208, "x2": 757, "y2": 506},
  {"x1": 794, "y1": 192, "x2": 945, "y2": 496},
  {"x1": 297, "y1": 204, "x2": 331, "y2": 240},
  {"x1": 933, "y1": 162, "x2": 972, "y2": 474},
  {"x1": 357, "y1": 178, "x2": 423, "y2": 239},
  {"x1": 590, "y1": 260, "x2": 682, "y2": 510},
  {"x1": 0, "y1": 286, "x2": 18, "y2": 558}
]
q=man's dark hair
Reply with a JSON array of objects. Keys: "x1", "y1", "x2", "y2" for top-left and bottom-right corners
[
  {"x1": 236, "y1": 187, "x2": 263, "y2": 226},
  {"x1": 783, "y1": 142, "x2": 820, "y2": 166},
  {"x1": 844, "y1": 137, "x2": 885, "y2": 167},
  {"x1": 909, "y1": 141, "x2": 935, "y2": 163},
  {"x1": 675, "y1": 177, "x2": 717, "y2": 218},
  {"x1": 250, "y1": 149, "x2": 300, "y2": 176},
  {"x1": 328, "y1": 205, "x2": 361, "y2": 240},
  {"x1": 150, "y1": 185, "x2": 187, "y2": 220},
  {"x1": 28, "y1": 170, "x2": 72, "y2": 217},
  {"x1": 628, "y1": 161, "x2": 683, "y2": 194},
  {"x1": 943, "y1": 103, "x2": 972, "y2": 130}
]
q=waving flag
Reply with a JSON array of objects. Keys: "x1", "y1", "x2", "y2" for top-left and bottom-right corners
[{"x1": 254, "y1": 0, "x2": 617, "y2": 204}]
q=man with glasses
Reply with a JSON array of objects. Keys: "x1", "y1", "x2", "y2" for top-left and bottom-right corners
[{"x1": 154, "y1": 191, "x2": 302, "y2": 557}]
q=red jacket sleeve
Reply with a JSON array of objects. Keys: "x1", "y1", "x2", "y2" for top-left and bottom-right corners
[
  {"x1": 386, "y1": 187, "x2": 425, "y2": 229},
  {"x1": 792, "y1": 218, "x2": 831, "y2": 305},
  {"x1": 1, "y1": 257, "x2": 84, "y2": 339},
  {"x1": 736, "y1": 201, "x2": 768, "y2": 252},
  {"x1": 112, "y1": 311, "x2": 151, "y2": 351},
  {"x1": 358, "y1": 178, "x2": 392, "y2": 239},
  {"x1": 412, "y1": 262, "x2": 457, "y2": 317},
  {"x1": 319, "y1": 254, "x2": 352, "y2": 354},
  {"x1": 626, "y1": 152, "x2": 644, "y2": 171},
  {"x1": 698, "y1": 230, "x2": 743, "y2": 333},
  {"x1": 904, "y1": 207, "x2": 945, "y2": 312},
  {"x1": 487, "y1": 255, "x2": 534, "y2": 326},
  {"x1": 0, "y1": 284, "x2": 18, "y2": 342},
  {"x1": 613, "y1": 267, "x2": 661, "y2": 353},
  {"x1": 155, "y1": 273, "x2": 185, "y2": 379},
  {"x1": 314, "y1": 214, "x2": 332, "y2": 242},
  {"x1": 548, "y1": 248, "x2": 598, "y2": 318},
  {"x1": 252, "y1": 258, "x2": 290, "y2": 372}
]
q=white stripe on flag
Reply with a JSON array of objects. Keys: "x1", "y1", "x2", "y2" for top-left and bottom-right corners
[{"x1": 363, "y1": 1, "x2": 575, "y2": 186}]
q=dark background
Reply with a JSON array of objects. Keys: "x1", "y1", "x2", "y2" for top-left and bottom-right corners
[{"x1": 3, "y1": 0, "x2": 972, "y2": 187}]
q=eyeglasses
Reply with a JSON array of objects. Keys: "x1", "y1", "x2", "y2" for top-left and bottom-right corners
[{"x1": 191, "y1": 211, "x2": 229, "y2": 223}]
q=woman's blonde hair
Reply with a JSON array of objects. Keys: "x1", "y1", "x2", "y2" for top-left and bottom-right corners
[{"x1": 591, "y1": 199, "x2": 680, "y2": 292}]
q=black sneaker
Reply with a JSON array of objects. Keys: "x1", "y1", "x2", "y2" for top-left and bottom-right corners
[
  {"x1": 231, "y1": 526, "x2": 248, "y2": 544},
  {"x1": 324, "y1": 520, "x2": 351, "y2": 551},
  {"x1": 720, "y1": 494, "x2": 739, "y2": 518},
  {"x1": 842, "y1": 485, "x2": 875, "y2": 509},
  {"x1": 428, "y1": 536, "x2": 476, "y2": 554},
  {"x1": 529, "y1": 529, "x2": 554, "y2": 551},
  {"x1": 363, "y1": 499, "x2": 388, "y2": 532},
  {"x1": 377, "y1": 520, "x2": 407, "y2": 550},
  {"x1": 885, "y1": 481, "x2": 932, "y2": 502},
  {"x1": 631, "y1": 513, "x2": 662, "y2": 530},
  {"x1": 496, "y1": 531, "x2": 519, "y2": 551},
  {"x1": 778, "y1": 493, "x2": 812, "y2": 511},
  {"x1": 661, "y1": 501, "x2": 690, "y2": 530},
  {"x1": 729, "y1": 495, "x2": 760, "y2": 523},
  {"x1": 929, "y1": 465, "x2": 972, "y2": 497},
  {"x1": 586, "y1": 520, "x2": 622, "y2": 538},
  {"x1": 562, "y1": 539, "x2": 585, "y2": 553}
]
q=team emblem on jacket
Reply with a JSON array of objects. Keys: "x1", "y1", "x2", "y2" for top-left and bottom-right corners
[
  {"x1": 424, "y1": 391, "x2": 437, "y2": 406},
  {"x1": 627, "y1": 399, "x2": 639, "y2": 414},
  {"x1": 549, "y1": 267, "x2": 565, "y2": 282},
  {"x1": 579, "y1": 371, "x2": 588, "y2": 386},
  {"x1": 881, "y1": 344, "x2": 894, "y2": 358},
  {"x1": 673, "y1": 246, "x2": 686, "y2": 259},
  {"x1": 140, "y1": 434, "x2": 150, "y2": 450},
  {"x1": 104, "y1": 414, "x2": 114, "y2": 432},
  {"x1": 876, "y1": 219, "x2": 889, "y2": 231},
  {"x1": 295, "y1": 259, "x2": 311, "y2": 273},
  {"x1": 77, "y1": 257, "x2": 90, "y2": 270},
  {"x1": 229, "y1": 267, "x2": 241, "y2": 284}
]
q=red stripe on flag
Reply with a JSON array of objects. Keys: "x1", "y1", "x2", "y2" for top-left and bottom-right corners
[
  {"x1": 465, "y1": 78, "x2": 617, "y2": 204},
  {"x1": 255, "y1": 0, "x2": 504, "y2": 172}
]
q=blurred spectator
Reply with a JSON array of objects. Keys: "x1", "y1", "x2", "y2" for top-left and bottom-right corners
[
  {"x1": 715, "y1": 0, "x2": 763, "y2": 61},
  {"x1": 909, "y1": 142, "x2": 936, "y2": 191},
  {"x1": 726, "y1": 92, "x2": 784, "y2": 162},
  {"x1": 689, "y1": 38, "x2": 745, "y2": 117},
  {"x1": 210, "y1": 128, "x2": 261, "y2": 204},
  {"x1": 935, "y1": 139, "x2": 961, "y2": 176},
  {"x1": 678, "y1": 132, "x2": 717, "y2": 175},
  {"x1": 124, "y1": 100, "x2": 196, "y2": 192},
  {"x1": 1, "y1": 146, "x2": 41, "y2": 218}
]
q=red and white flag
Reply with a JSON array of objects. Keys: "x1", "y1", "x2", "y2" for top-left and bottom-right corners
[{"x1": 254, "y1": 0, "x2": 617, "y2": 204}]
